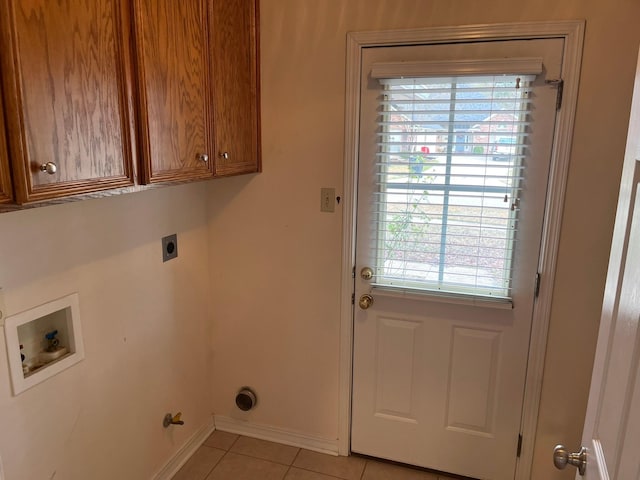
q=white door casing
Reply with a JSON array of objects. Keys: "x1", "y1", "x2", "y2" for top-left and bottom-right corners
[
  {"x1": 576, "y1": 50, "x2": 640, "y2": 480},
  {"x1": 339, "y1": 21, "x2": 585, "y2": 480},
  {"x1": 352, "y1": 39, "x2": 561, "y2": 480}
]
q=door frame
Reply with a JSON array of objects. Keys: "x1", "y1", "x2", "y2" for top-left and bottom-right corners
[{"x1": 338, "y1": 20, "x2": 585, "y2": 479}]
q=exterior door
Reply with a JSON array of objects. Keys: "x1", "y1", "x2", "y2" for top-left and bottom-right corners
[
  {"x1": 352, "y1": 39, "x2": 563, "y2": 480},
  {"x1": 567, "y1": 51, "x2": 640, "y2": 480}
]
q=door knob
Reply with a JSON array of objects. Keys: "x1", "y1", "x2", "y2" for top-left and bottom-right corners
[
  {"x1": 360, "y1": 267, "x2": 374, "y2": 280},
  {"x1": 219, "y1": 152, "x2": 229, "y2": 160},
  {"x1": 40, "y1": 162, "x2": 57, "y2": 174},
  {"x1": 359, "y1": 294, "x2": 373, "y2": 310},
  {"x1": 197, "y1": 153, "x2": 209, "y2": 163},
  {"x1": 553, "y1": 445, "x2": 586, "y2": 475}
]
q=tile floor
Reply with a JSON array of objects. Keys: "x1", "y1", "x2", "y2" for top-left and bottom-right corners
[{"x1": 173, "y1": 431, "x2": 465, "y2": 480}]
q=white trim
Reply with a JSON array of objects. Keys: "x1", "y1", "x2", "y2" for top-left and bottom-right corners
[
  {"x1": 592, "y1": 439, "x2": 610, "y2": 480},
  {"x1": 370, "y1": 57, "x2": 543, "y2": 79},
  {"x1": 214, "y1": 415, "x2": 339, "y2": 456},
  {"x1": 152, "y1": 416, "x2": 215, "y2": 480},
  {"x1": 214, "y1": 415, "x2": 338, "y2": 456},
  {"x1": 339, "y1": 20, "x2": 585, "y2": 478}
]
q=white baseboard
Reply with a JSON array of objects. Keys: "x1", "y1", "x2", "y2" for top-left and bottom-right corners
[
  {"x1": 153, "y1": 416, "x2": 216, "y2": 480},
  {"x1": 214, "y1": 415, "x2": 339, "y2": 456}
]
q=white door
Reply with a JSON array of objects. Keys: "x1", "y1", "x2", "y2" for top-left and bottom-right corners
[
  {"x1": 560, "y1": 51, "x2": 640, "y2": 480},
  {"x1": 352, "y1": 39, "x2": 564, "y2": 480}
]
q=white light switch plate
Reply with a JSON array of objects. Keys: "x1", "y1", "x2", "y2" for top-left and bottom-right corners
[{"x1": 320, "y1": 187, "x2": 336, "y2": 213}]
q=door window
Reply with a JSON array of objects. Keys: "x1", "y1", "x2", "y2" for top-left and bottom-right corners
[{"x1": 373, "y1": 74, "x2": 535, "y2": 299}]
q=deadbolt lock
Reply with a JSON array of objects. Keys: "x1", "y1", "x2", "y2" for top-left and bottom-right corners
[{"x1": 360, "y1": 267, "x2": 374, "y2": 280}]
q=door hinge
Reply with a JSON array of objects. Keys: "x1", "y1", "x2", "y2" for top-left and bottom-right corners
[
  {"x1": 546, "y1": 79, "x2": 564, "y2": 110},
  {"x1": 352, "y1": 266, "x2": 356, "y2": 278},
  {"x1": 534, "y1": 272, "x2": 541, "y2": 298},
  {"x1": 517, "y1": 434, "x2": 523, "y2": 457},
  {"x1": 351, "y1": 293, "x2": 355, "y2": 305}
]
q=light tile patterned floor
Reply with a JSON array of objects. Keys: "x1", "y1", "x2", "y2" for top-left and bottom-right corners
[{"x1": 173, "y1": 431, "x2": 465, "y2": 480}]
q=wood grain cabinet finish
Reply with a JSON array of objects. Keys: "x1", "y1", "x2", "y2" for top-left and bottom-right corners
[
  {"x1": 211, "y1": 0, "x2": 261, "y2": 176},
  {"x1": 0, "y1": 0, "x2": 136, "y2": 204},
  {"x1": 133, "y1": 0, "x2": 261, "y2": 183},
  {"x1": 0, "y1": 94, "x2": 13, "y2": 204},
  {"x1": 132, "y1": 0, "x2": 214, "y2": 184}
]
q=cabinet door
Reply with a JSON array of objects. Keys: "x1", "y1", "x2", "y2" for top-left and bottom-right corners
[
  {"x1": 0, "y1": 0, "x2": 135, "y2": 204},
  {"x1": 133, "y1": 0, "x2": 214, "y2": 184},
  {"x1": 0, "y1": 92, "x2": 13, "y2": 204},
  {"x1": 211, "y1": 0, "x2": 261, "y2": 176}
]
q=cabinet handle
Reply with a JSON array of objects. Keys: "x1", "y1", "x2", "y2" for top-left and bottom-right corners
[
  {"x1": 40, "y1": 162, "x2": 58, "y2": 175},
  {"x1": 197, "y1": 153, "x2": 209, "y2": 163},
  {"x1": 219, "y1": 152, "x2": 229, "y2": 160}
]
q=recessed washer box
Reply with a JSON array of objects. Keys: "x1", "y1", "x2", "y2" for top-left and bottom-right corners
[{"x1": 4, "y1": 293, "x2": 84, "y2": 396}]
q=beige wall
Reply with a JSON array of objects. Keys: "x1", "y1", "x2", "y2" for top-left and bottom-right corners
[
  {"x1": 0, "y1": 184, "x2": 212, "y2": 479},
  {"x1": 207, "y1": 1, "x2": 640, "y2": 479}
]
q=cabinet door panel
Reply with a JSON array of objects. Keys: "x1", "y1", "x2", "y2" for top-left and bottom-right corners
[
  {"x1": 1, "y1": 0, "x2": 135, "y2": 203},
  {"x1": 211, "y1": 0, "x2": 261, "y2": 176},
  {"x1": 0, "y1": 93, "x2": 13, "y2": 204},
  {"x1": 133, "y1": 0, "x2": 213, "y2": 183}
]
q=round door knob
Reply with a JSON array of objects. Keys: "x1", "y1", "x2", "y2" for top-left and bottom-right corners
[
  {"x1": 219, "y1": 152, "x2": 229, "y2": 160},
  {"x1": 197, "y1": 153, "x2": 209, "y2": 163},
  {"x1": 360, "y1": 267, "x2": 374, "y2": 280},
  {"x1": 359, "y1": 294, "x2": 374, "y2": 310},
  {"x1": 40, "y1": 162, "x2": 57, "y2": 175},
  {"x1": 553, "y1": 445, "x2": 569, "y2": 470},
  {"x1": 553, "y1": 445, "x2": 587, "y2": 475}
]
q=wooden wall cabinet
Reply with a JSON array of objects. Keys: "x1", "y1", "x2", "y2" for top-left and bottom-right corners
[
  {"x1": 211, "y1": 0, "x2": 261, "y2": 176},
  {"x1": 133, "y1": 0, "x2": 261, "y2": 183},
  {"x1": 132, "y1": 0, "x2": 214, "y2": 184},
  {"x1": 0, "y1": 0, "x2": 136, "y2": 205},
  {"x1": 0, "y1": 0, "x2": 260, "y2": 206}
]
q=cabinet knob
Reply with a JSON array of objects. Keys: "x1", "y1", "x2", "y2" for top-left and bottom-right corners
[
  {"x1": 197, "y1": 153, "x2": 209, "y2": 163},
  {"x1": 219, "y1": 152, "x2": 229, "y2": 160},
  {"x1": 40, "y1": 162, "x2": 58, "y2": 175}
]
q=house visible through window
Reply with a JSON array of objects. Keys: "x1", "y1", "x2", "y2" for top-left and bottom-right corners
[{"x1": 373, "y1": 74, "x2": 534, "y2": 299}]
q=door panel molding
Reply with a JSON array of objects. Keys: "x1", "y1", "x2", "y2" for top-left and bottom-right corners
[
  {"x1": 339, "y1": 20, "x2": 585, "y2": 480},
  {"x1": 446, "y1": 327, "x2": 501, "y2": 437}
]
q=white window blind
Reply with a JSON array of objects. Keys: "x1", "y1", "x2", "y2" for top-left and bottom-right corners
[{"x1": 372, "y1": 73, "x2": 536, "y2": 300}]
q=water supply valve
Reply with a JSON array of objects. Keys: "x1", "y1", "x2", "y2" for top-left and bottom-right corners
[{"x1": 163, "y1": 412, "x2": 184, "y2": 428}]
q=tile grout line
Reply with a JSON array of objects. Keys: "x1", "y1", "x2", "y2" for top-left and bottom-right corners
[
  {"x1": 281, "y1": 447, "x2": 302, "y2": 480},
  {"x1": 227, "y1": 433, "x2": 241, "y2": 451},
  {"x1": 220, "y1": 449, "x2": 300, "y2": 466},
  {"x1": 200, "y1": 447, "x2": 227, "y2": 480},
  {"x1": 202, "y1": 432, "x2": 239, "y2": 480},
  {"x1": 284, "y1": 464, "x2": 348, "y2": 480},
  {"x1": 359, "y1": 458, "x2": 368, "y2": 480},
  {"x1": 211, "y1": 449, "x2": 227, "y2": 479}
]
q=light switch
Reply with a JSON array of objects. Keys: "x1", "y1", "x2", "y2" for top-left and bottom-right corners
[{"x1": 321, "y1": 187, "x2": 336, "y2": 213}]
